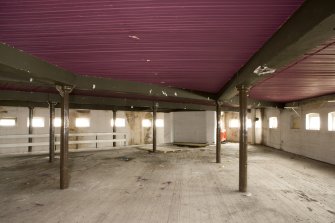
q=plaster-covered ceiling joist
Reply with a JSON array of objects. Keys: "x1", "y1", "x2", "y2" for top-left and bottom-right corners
[{"x1": 217, "y1": 0, "x2": 335, "y2": 101}]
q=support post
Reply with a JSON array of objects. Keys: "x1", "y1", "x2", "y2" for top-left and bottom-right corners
[
  {"x1": 237, "y1": 85, "x2": 249, "y2": 192},
  {"x1": 28, "y1": 107, "x2": 34, "y2": 152},
  {"x1": 113, "y1": 110, "x2": 117, "y2": 147},
  {"x1": 48, "y1": 102, "x2": 56, "y2": 162},
  {"x1": 152, "y1": 102, "x2": 157, "y2": 152},
  {"x1": 216, "y1": 101, "x2": 222, "y2": 163},
  {"x1": 56, "y1": 85, "x2": 73, "y2": 189}
]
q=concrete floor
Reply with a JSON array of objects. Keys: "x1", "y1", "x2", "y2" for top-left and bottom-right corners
[{"x1": 0, "y1": 143, "x2": 334, "y2": 223}]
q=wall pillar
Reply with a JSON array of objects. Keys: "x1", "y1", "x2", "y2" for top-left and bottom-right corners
[
  {"x1": 237, "y1": 85, "x2": 249, "y2": 192},
  {"x1": 28, "y1": 107, "x2": 34, "y2": 152},
  {"x1": 56, "y1": 85, "x2": 73, "y2": 189},
  {"x1": 48, "y1": 101, "x2": 56, "y2": 162},
  {"x1": 216, "y1": 101, "x2": 222, "y2": 163}
]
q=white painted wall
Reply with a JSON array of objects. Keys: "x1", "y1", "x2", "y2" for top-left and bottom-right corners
[
  {"x1": 224, "y1": 110, "x2": 262, "y2": 144},
  {"x1": 262, "y1": 102, "x2": 335, "y2": 165},
  {"x1": 164, "y1": 112, "x2": 173, "y2": 144},
  {"x1": 173, "y1": 111, "x2": 215, "y2": 144},
  {"x1": 0, "y1": 106, "x2": 169, "y2": 154}
]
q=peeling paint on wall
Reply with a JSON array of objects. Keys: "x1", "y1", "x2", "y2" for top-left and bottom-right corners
[{"x1": 125, "y1": 111, "x2": 153, "y2": 145}]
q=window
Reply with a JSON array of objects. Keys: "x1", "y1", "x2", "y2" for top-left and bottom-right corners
[
  {"x1": 142, "y1": 119, "x2": 152, "y2": 127},
  {"x1": 328, "y1": 112, "x2": 335, "y2": 131},
  {"x1": 27, "y1": 117, "x2": 45, "y2": 128},
  {"x1": 155, "y1": 119, "x2": 164, "y2": 128},
  {"x1": 255, "y1": 118, "x2": 261, "y2": 128},
  {"x1": 306, "y1": 113, "x2": 320, "y2": 130},
  {"x1": 229, "y1": 119, "x2": 239, "y2": 128},
  {"x1": 53, "y1": 117, "x2": 62, "y2": 127},
  {"x1": 269, "y1": 117, "x2": 278, "y2": 129},
  {"x1": 75, "y1": 118, "x2": 90, "y2": 128},
  {"x1": 111, "y1": 118, "x2": 126, "y2": 127},
  {"x1": 0, "y1": 118, "x2": 16, "y2": 127},
  {"x1": 247, "y1": 119, "x2": 252, "y2": 128}
]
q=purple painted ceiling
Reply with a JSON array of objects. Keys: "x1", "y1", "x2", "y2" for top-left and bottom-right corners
[
  {"x1": 0, "y1": 0, "x2": 304, "y2": 93},
  {"x1": 250, "y1": 37, "x2": 335, "y2": 103}
]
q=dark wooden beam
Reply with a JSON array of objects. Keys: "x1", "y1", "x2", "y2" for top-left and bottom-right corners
[
  {"x1": 0, "y1": 90, "x2": 216, "y2": 111},
  {"x1": 217, "y1": 0, "x2": 335, "y2": 101},
  {"x1": 0, "y1": 43, "x2": 213, "y2": 102}
]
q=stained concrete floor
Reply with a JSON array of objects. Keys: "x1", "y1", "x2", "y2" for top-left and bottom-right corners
[{"x1": 0, "y1": 143, "x2": 334, "y2": 223}]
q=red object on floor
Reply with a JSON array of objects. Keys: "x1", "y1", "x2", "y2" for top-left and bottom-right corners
[{"x1": 220, "y1": 129, "x2": 227, "y2": 142}]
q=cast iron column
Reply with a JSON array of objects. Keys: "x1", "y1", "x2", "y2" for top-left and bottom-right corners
[
  {"x1": 113, "y1": 110, "x2": 117, "y2": 147},
  {"x1": 48, "y1": 101, "x2": 56, "y2": 162},
  {"x1": 216, "y1": 101, "x2": 222, "y2": 163},
  {"x1": 28, "y1": 107, "x2": 34, "y2": 152},
  {"x1": 57, "y1": 85, "x2": 73, "y2": 189},
  {"x1": 237, "y1": 85, "x2": 249, "y2": 192},
  {"x1": 152, "y1": 102, "x2": 157, "y2": 152}
]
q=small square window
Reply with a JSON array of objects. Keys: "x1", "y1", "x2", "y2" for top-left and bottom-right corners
[
  {"x1": 111, "y1": 118, "x2": 126, "y2": 127},
  {"x1": 328, "y1": 112, "x2": 335, "y2": 131},
  {"x1": 306, "y1": 113, "x2": 320, "y2": 130},
  {"x1": 0, "y1": 118, "x2": 16, "y2": 127},
  {"x1": 27, "y1": 117, "x2": 45, "y2": 128},
  {"x1": 229, "y1": 119, "x2": 239, "y2": 128},
  {"x1": 75, "y1": 118, "x2": 90, "y2": 128},
  {"x1": 269, "y1": 117, "x2": 278, "y2": 129},
  {"x1": 156, "y1": 119, "x2": 164, "y2": 127},
  {"x1": 142, "y1": 119, "x2": 152, "y2": 127},
  {"x1": 53, "y1": 117, "x2": 62, "y2": 127},
  {"x1": 247, "y1": 119, "x2": 252, "y2": 128}
]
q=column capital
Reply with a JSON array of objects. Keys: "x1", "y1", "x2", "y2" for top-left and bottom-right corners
[
  {"x1": 47, "y1": 101, "x2": 57, "y2": 106},
  {"x1": 236, "y1": 84, "x2": 250, "y2": 92},
  {"x1": 216, "y1": 100, "x2": 224, "y2": 106},
  {"x1": 56, "y1": 85, "x2": 74, "y2": 97}
]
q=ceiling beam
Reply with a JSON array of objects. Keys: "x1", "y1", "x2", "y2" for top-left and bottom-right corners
[
  {"x1": 224, "y1": 96, "x2": 284, "y2": 109},
  {"x1": 0, "y1": 43, "x2": 213, "y2": 102},
  {"x1": 0, "y1": 90, "x2": 216, "y2": 111},
  {"x1": 285, "y1": 93, "x2": 335, "y2": 107},
  {"x1": 217, "y1": 0, "x2": 335, "y2": 101}
]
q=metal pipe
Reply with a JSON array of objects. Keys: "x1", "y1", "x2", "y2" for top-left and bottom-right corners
[
  {"x1": 28, "y1": 107, "x2": 34, "y2": 152},
  {"x1": 113, "y1": 110, "x2": 117, "y2": 147},
  {"x1": 153, "y1": 102, "x2": 157, "y2": 152},
  {"x1": 216, "y1": 101, "x2": 221, "y2": 163},
  {"x1": 237, "y1": 85, "x2": 249, "y2": 192},
  {"x1": 48, "y1": 102, "x2": 56, "y2": 162}
]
